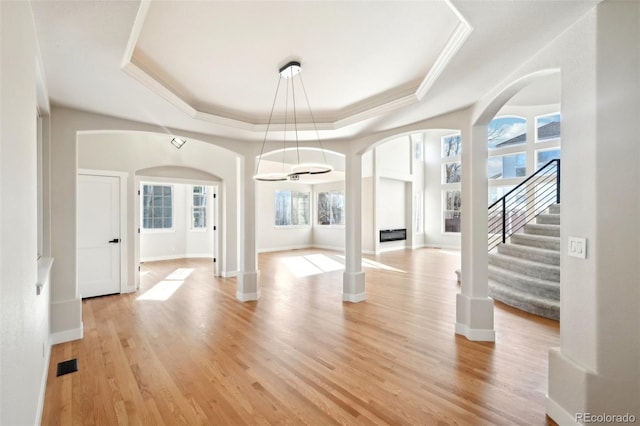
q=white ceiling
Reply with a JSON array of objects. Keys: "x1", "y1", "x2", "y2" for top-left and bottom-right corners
[{"x1": 30, "y1": 0, "x2": 598, "y2": 144}]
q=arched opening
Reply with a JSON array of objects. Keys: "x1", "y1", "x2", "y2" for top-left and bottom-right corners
[
  {"x1": 76, "y1": 130, "x2": 241, "y2": 296},
  {"x1": 480, "y1": 71, "x2": 562, "y2": 321}
]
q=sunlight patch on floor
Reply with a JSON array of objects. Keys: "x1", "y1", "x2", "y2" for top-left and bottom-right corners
[
  {"x1": 334, "y1": 255, "x2": 406, "y2": 273},
  {"x1": 281, "y1": 254, "x2": 345, "y2": 277},
  {"x1": 137, "y1": 280, "x2": 184, "y2": 301},
  {"x1": 165, "y1": 268, "x2": 194, "y2": 280},
  {"x1": 304, "y1": 254, "x2": 344, "y2": 272},
  {"x1": 361, "y1": 258, "x2": 406, "y2": 273}
]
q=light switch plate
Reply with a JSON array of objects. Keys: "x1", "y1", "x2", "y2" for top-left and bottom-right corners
[{"x1": 568, "y1": 236, "x2": 587, "y2": 259}]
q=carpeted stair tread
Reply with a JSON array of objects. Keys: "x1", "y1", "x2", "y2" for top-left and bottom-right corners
[
  {"x1": 488, "y1": 252, "x2": 560, "y2": 282},
  {"x1": 536, "y1": 213, "x2": 560, "y2": 225},
  {"x1": 497, "y1": 243, "x2": 560, "y2": 265},
  {"x1": 523, "y1": 223, "x2": 560, "y2": 237},
  {"x1": 489, "y1": 279, "x2": 559, "y2": 321},
  {"x1": 488, "y1": 265, "x2": 559, "y2": 299},
  {"x1": 510, "y1": 233, "x2": 560, "y2": 250}
]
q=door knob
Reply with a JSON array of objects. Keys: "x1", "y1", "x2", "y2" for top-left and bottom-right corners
[{"x1": 108, "y1": 238, "x2": 120, "y2": 243}]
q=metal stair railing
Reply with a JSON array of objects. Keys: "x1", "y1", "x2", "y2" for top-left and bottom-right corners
[{"x1": 488, "y1": 159, "x2": 560, "y2": 251}]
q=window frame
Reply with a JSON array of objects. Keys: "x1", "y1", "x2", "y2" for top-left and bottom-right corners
[
  {"x1": 141, "y1": 184, "x2": 175, "y2": 233},
  {"x1": 191, "y1": 185, "x2": 208, "y2": 231},
  {"x1": 442, "y1": 161, "x2": 462, "y2": 184},
  {"x1": 316, "y1": 190, "x2": 345, "y2": 226},
  {"x1": 488, "y1": 151, "x2": 527, "y2": 180},
  {"x1": 442, "y1": 189, "x2": 462, "y2": 234},
  {"x1": 441, "y1": 133, "x2": 462, "y2": 159},
  {"x1": 274, "y1": 190, "x2": 311, "y2": 228},
  {"x1": 488, "y1": 115, "x2": 527, "y2": 151},
  {"x1": 535, "y1": 147, "x2": 561, "y2": 170},
  {"x1": 535, "y1": 112, "x2": 561, "y2": 143}
]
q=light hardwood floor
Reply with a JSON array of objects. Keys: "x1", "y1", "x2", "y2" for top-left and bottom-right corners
[{"x1": 42, "y1": 248, "x2": 559, "y2": 425}]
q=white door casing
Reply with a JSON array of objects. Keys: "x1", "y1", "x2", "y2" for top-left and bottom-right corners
[{"x1": 78, "y1": 174, "x2": 121, "y2": 298}]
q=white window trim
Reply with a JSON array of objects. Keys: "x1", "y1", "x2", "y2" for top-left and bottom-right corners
[
  {"x1": 441, "y1": 189, "x2": 462, "y2": 235},
  {"x1": 190, "y1": 185, "x2": 208, "y2": 231},
  {"x1": 275, "y1": 190, "x2": 311, "y2": 227},
  {"x1": 316, "y1": 190, "x2": 345, "y2": 226},
  {"x1": 534, "y1": 112, "x2": 561, "y2": 143},
  {"x1": 140, "y1": 183, "x2": 175, "y2": 232},
  {"x1": 441, "y1": 132, "x2": 462, "y2": 159},
  {"x1": 488, "y1": 115, "x2": 528, "y2": 152}
]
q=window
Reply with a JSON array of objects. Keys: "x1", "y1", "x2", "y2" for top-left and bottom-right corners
[
  {"x1": 192, "y1": 186, "x2": 207, "y2": 229},
  {"x1": 442, "y1": 133, "x2": 461, "y2": 158},
  {"x1": 442, "y1": 161, "x2": 461, "y2": 184},
  {"x1": 317, "y1": 191, "x2": 344, "y2": 225},
  {"x1": 488, "y1": 116, "x2": 527, "y2": 150},
  {"x1": 443, "y1": 190, "x2": 461, "y2": 233},
  {"x1": 275, "y1": 190, "x2": 310, "y2": 226},
  {"x1": 536, "y1": 113, "x2": 561, "y2": 142},
  {"x1": 488, "y1": 186, "x2": 515, "y2": 205},
  {"x1": 536, "y1": 148, "x2": 561, "y2": 169},
  {"x1": 442, "y1": 132, "x2": 462, "y2": 233},
  {"x1": 488, "y1": 152, "x2": 526, "y2": 179},
  {"x1": 142, "y1": 184, "x2": 173, "y2": 229}
]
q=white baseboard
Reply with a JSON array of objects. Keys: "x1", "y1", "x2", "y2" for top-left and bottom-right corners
[
  {"x1": 236, "y1": 291, "x2": 260, "y2": 302},
  {"x1": 546, "y1": 395, "x2": 578, "y2": 425},
  {"x1": 378, "y1": 245, "x2": 409, "y2": 253},
  {"x1": 342, "y1": 292, "x2": 367, "y2": 303},
  {"x1": 222, "y1": 270, "x2": 238, "y2": 278},
  {"x1": 50, "y1": 323, "x2": 84, "y2": 345},
  {"x1": 424, "y1": 243, "x2": 461, "y2": 250},
  {"x1": 35, "y1": 340, "x2": 52, "y2": 426},
  {"x1": 454, "y1": 322, "x2": 496, "y2": 342},
  {"x1": 140, "y1": 253, "x2": 213, "y2": 262},
  {"x1": 311, "y1": 244, "x2": 345, "y2": 252},
  {"x1": 258, "y1": 245, "x2": 310, "y2": 253}
]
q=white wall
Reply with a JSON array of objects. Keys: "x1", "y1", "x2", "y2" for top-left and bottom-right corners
[
  {"x1": 371, "y1": 134, "x2": 426, "y2": 252},
  {"x1": 378, "y1": 178, "x2": 407, "y2": 251},
  {"x1": 470, "y1": 1, "x2": 640, "y2": 422},
  {"x1": 257, "y1": 180, "x2": 313, "y2": 252},
  {"x1": 0, "y1": 2, "x2": 51, "y2": 425},
  {"x1": 376, "y1": 135, "x2": 412, "y2": 178},
  {"x1": 140, "y1": 182, "x2": 215, "y2": 261}
]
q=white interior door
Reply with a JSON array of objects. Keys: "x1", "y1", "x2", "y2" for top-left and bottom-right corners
[{"x1": 78, "y1": 174, "x2": 121, "y2": 298}]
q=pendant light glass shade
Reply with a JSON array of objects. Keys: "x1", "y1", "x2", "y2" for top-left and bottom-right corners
[{"x1": 254, "y1": 61, "x2": 333, "y2": 181}]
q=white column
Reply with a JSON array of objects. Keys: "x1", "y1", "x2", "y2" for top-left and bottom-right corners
[
  {"x1": 455, "y1": 124, "x2": 495, "y2": 341},
  {"x1": 343, "y1": 152, "x2": 366, "y2": 302},
  {"x1": 547, "y1": 3, "x2": 640, "y2": 423},
  {"x1": 236, "y1": 155, "x2": 259, "y2": 301}
]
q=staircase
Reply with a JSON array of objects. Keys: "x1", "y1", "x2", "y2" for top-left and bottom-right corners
[{"x1": 488, "y1": 204, "x2": 560, "y2": 320}]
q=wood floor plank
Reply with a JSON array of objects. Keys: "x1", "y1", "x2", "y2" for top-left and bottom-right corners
[{"x1": 42, "y1": 249, "x2": 559, "y2": 425}]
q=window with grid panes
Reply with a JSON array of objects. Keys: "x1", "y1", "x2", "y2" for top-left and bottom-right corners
[{"x1": 142, "y1": 184, "x2": 173, "y2": 229}]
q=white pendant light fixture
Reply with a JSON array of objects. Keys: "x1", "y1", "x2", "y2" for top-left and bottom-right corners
[{"x1": 254, "y1": 60, "x2": 333, "y2": 181}]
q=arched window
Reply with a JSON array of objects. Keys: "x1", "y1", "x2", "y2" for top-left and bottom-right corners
[{"x1": 488, "y1": 116, "x2": 527, "y2": 150}]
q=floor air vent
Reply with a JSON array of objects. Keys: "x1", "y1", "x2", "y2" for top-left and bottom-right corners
[{"x1": 56, "y1": 359, "x2": 78, "y2": 377}]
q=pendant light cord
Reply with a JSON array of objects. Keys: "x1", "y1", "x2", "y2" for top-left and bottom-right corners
[
  {"x1": 255, "y1": 75, "x2": 283, "y2": 176},
  {"x1": 298, "y1": 73, "x2": 329, "y2": 166}
]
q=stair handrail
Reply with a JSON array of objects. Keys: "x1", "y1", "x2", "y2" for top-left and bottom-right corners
[{"x1": 488, "y1": 159, "x2": 560, "y2": 251}]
